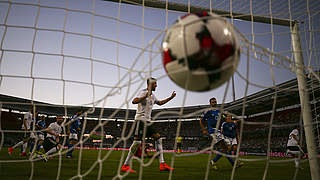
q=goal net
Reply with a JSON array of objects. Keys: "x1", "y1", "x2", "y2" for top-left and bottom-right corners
[{"x1": 0, "y1": 0, "x2": 319, "y2": 180}]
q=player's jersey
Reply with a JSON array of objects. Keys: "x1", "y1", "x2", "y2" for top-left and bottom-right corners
[
  {"x1": 69, "y1": 115, "x2": 81, "y2": 134},
  {"x1": 46, "y1": 122, "x2": 62, "y2": 139},
  {"x1": 21, "y1": 111, "x2": 34, "y2": 130},
  {"x1": 287, "y1": 129, "x2": 299, "y2": 147},
  {"x1": 221, "y1": 122, "x2": 237, "y2": 138},
  {"x1": 36, "y1": 119, "x2": 46, "y2": 135},
  {"x1": 202, "y1": 109, "x2": 221, "y2": 134},
  {"x1": 135, "y1": 89, "x2": 158, "y2": 121}
]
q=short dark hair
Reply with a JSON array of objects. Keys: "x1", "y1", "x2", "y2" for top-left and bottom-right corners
[
  {"x1": 147, "y1": 77, "x2": 157, "y2": 85},
  {"x1": 209, "y1": 97, "x2": 216, "y2": 103}
]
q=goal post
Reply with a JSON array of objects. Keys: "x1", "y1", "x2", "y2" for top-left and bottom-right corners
[
  {"x1": 291, "y1": 22, "x2": 320, "y2": 180},
  {"x1": 104, "y1": 0, "x2": 294, "y2": 27}
]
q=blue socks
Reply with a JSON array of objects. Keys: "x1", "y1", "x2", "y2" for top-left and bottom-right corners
[
  {"x1": 213, "y1": 154, "x2": 222, "y2": 162},
  {"x1": 213, "y1": 151, "x2": 235, "y2": 166},
  {"x1": 30, "y1": 142, "x2": 35, "y2": 153},
  {"x1": 36, "y1": 144, "x2": 41, "y2": 151},
  {"x1": 226, "y1": 151, "x2": 235, "y2": 166},
  {"x1": 67, "y1": 144, "x2": 74, "y2": 156}
]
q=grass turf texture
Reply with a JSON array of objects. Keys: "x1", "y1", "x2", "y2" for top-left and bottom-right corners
[{"x1": 0, "y1": 148, "x2": 311, "y2": 180}]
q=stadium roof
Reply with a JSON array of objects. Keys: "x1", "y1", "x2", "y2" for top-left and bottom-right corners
[{"x1": 1, "y1": 76, "x2": 319, "y2": 120}]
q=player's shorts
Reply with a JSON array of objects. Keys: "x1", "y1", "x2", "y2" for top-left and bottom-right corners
[
  {"x1": 69, "y1": 133, "x2": 78, "y2": 141},
  {"x1": 177, "y1": 143, "x2": 182, "y2": 149},
  {"x1": 37, "y1": 133, "x2": 45, "y2": 141},
  {"x1": 224, "y1": 137, "x2": 237, "y2": 146},
  {"x1": 210, "y1": 131, "x2": 224, "y2": 145},
  {"x1": 286, "y1": 146, "x2": 301, "y2": 155},
  {"x1": 30, "y1": 131, "x2": 37, "y2": 139},
  {"x1": 43, "y1": 137, "x2": 59, "y2": 152},
  {"x1": 14, "y1": 130, "x2": 27, "y2": 141},
  {"x1": 134, "y1": 120, "x2": 157, "y2": 139},
  {"x1": 23, "y1": 131, "x2": 29, "y2": 139},
  {"x1": 23, "y1": 130, "x2": 36, "y2": 139}
]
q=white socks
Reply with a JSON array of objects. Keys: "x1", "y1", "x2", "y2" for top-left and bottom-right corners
[
  {"x1": 155, "y1": 138, "x2": 165, "y2": 163},
  {"x1": 22, "y1": 142, "x2": 28, "y2": 153},
  {"x1": 12, "y1": 141, "x2": 24, "y2": 149},
  {"x1": 124, "y1": 140, "x2": 141, "y2": 165},
  {"x1": 47, "y1": 147, "x2": 58, "y2": 156},
  {"x1": 124, "y1": 138, "x2": 165, "y2": 165},
  {"x1": 294, "y1": 158, "x2": 299, "y2": 168}
]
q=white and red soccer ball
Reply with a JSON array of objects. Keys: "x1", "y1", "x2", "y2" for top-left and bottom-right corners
[{"x1": 162, "y1": 12, "x2": 240, "y2": 92}]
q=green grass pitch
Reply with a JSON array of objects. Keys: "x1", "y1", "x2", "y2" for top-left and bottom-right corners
[{"x1": 0, "y1": 148, "x2": 311, "y2": 180}]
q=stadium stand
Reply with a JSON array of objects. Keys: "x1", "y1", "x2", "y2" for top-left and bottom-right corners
[{"x1": 1, "y1": 76, "x2": 318, "y2": 154}]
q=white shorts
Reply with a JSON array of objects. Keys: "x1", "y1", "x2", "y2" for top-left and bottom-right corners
[
  {"x1": 224, "y1": 137, "x2": 237, "y2": 146},
  {"x1": 69, "y1": 133, "x2": 78, "y2": 141},
  {"x1": 38, "y1": 134, "x2": 45, "y2": 141},
  {"x1": 210, "y1": 132, "x2": 224, "y2": 145},
  {"x1": 30, "y1": 131, "x2": 37, "y2": 139}
]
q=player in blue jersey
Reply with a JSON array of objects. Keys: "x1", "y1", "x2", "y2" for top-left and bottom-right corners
[
  {"x1": 200, "y1": 97, "x2": 235, "y2": 170},
  {"x1": 30, "y1": 115, "x2": 47, "y2": 155},
  {"x1": 66, "y1": 110, "x2": 82, "y2": 158},
  {"x1": 221, "y1": 114, "x2": 243, "y2": 168},
  {"x1": 221, "y1": 114, "x2": 237, "y2": 152}
]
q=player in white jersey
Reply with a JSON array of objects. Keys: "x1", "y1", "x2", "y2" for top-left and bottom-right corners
[
  {"x1": 8, "y1": 108, "x2": 36, "y2": 156},
  {"x1": 286, "y1": 128, "x2": 304, "y2": 169},
  {"x1": 121, "y1": 77, "x2": 176, "y2": 173},
  {"x1": 39, "y1": 116, "x2": 63, "y2": 162}
]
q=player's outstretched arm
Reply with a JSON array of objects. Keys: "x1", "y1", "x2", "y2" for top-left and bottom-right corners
[{"x1": 156, "y1": 91, "x2": 176, "y2": 105}]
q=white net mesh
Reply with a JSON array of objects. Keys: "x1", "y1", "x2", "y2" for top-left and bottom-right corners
[{"x1": 0, "y1": 0, "x2": 320, "y2": 180}]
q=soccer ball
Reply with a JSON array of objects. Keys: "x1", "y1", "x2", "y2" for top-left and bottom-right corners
[{"x1": 162, "y1": 12, "x2": 240, "y2": 92}]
